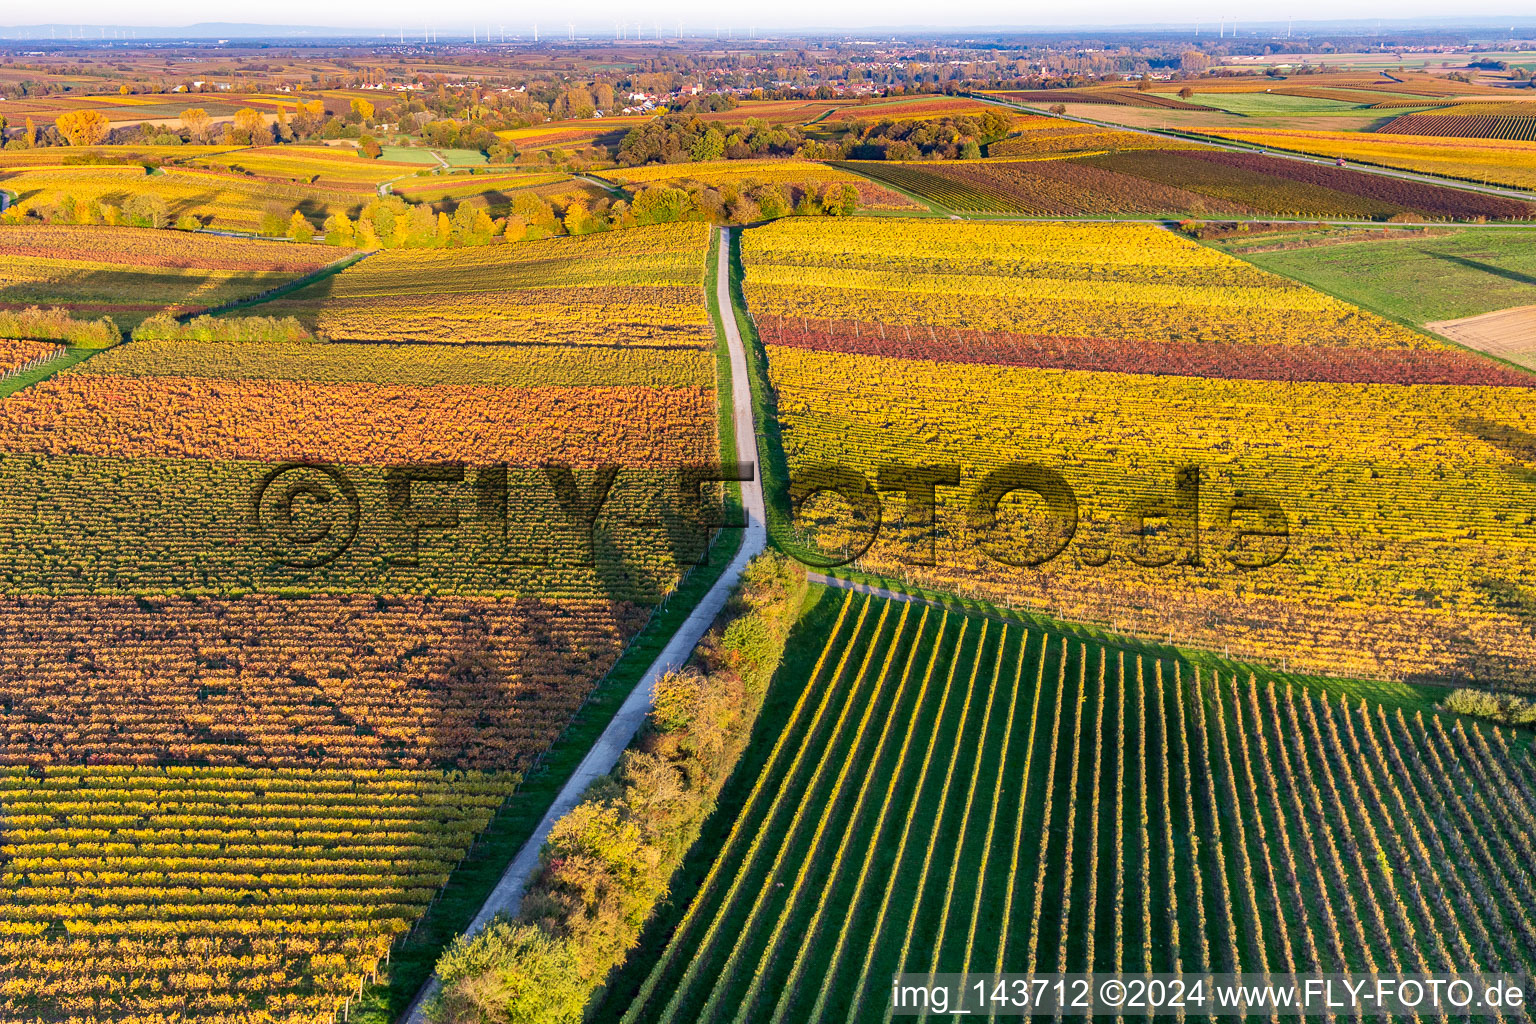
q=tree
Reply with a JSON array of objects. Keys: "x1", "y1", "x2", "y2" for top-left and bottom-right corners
[
  {"x1": 259, "y1": 210, "x2": 287, "y2": 237},
  {"x1": 830, "y1": 183, "x2": 859, "y2": 216},
  {"x1": 562, "y1": 201, "x2": 590, "y2": 235},
  {"x1": 292, "y1": 99, "x2": 326, "y2": 138},
  {"x1": 230, "y1": 108, "x2": 269, "y2": 146},
  {"x1": 1178, "y1": 86, "x2": 1195, "y2": 100},
  {"x1": 350, "y1": 97, "x2": 375, "y2": 122},
  {"x1": 630, "y1": 187, "x2": 690, "y2": 225},
  {"x1": 726, "y1": 195, "x2": 760, "y2": 224},
  {"x1": 23, "y1": 117, "x2": 35, "y2": 148},
  {"x1": 690, "y1": 127, "x2": 726, "y2": 163},
  {"x1": 755, "y1": 184, "x2": 790, "y2": 219},
  {"x1": 288, "y1": 210, "x2": 315, "y2": 243},
  {"x1": 323, "y1": 211, "x2": 355, "y2": 246},
  {"x1": 181, "y1": 108, "x2": 211, "y2": 143},
  {"x1": 359, "y1": 135, "x2": 383, "y2": 159},
  {"x1": 56, "y1": 109, "x2": 111, "y2": 146},
  {"x1": 122, "y1": 193, "x2": 169, "y2": 229},
  {"x1": 403, "y1": 204, "x2": 437, "y2": 246},
  {"x1": 512, "y1": 193, "x2": 558, "y2": 232}
]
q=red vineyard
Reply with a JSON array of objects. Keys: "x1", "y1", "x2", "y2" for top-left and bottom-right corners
[
  {"x1": 0, "y1": 594, "x2": 648, "y2": 770},
  {"x1": 757, "y1": 315, "x2": 1536, "y2": 387}
]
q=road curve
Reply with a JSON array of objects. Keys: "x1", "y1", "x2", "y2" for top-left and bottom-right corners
[{"x1": 401, "y1": 226, "x2": 767, "y2": 1023}]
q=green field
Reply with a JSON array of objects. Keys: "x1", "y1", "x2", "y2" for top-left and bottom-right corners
[
  {"x1": 1215, "y1": 227, "x2": 1536, "y2": 324},
  {"x1": 1190, "y1": 92, "x2": 1378, "y2": 117},
  {"x1": 378, "y1": 145, "x2": 443, "y2": 164},
  {"x1": 437, "y1": 147, "x2": 489, "y2": 166},
  {"x1": 595, "y1": 587, "x2": 1535, "y2": 1023}
]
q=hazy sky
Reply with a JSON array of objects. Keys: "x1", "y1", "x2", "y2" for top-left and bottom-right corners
[{"x1": 6, "y1": 1, "x2": 1531, "y2": 34}]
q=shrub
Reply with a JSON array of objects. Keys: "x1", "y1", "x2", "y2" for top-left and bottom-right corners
[
  {"x1": 429, "y1": 553, "x2": 806, "y2": 1024},
  {"x1": 131, "y1": 312, "x2": 314, "y2": 344},
  {"x1": 1441, "y1": 687, "x2": 1536, "y2": 725},
  {"x1": 434, "y1": 920, "x2": 586, "y2": 1024},
  {"x1": 122, "y1": 193, "x2": 169, "y2": 229},
  {"x1": 0, "y1": 306, "x2": 119, "y2": 348}
]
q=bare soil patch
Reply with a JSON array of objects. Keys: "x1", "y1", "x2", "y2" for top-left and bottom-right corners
[{"x1": 1427, "y1": 304, "x2": 1536, "y2": 368}]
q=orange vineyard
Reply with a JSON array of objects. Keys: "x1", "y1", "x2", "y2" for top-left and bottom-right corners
[{"x1": 0, "y1": 375, "x2": 715, "y2": 466}]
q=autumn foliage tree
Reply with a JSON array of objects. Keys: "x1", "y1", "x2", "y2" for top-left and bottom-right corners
[
  {"x1": 226, "y1": 108, "x2": 270, "y2": 146},
  {"x1": 55, "y1": 109, "x2": 111, "y2": 146},
  {"x1": 180, "y1": 107, "x2": 211, "y2": 142}
]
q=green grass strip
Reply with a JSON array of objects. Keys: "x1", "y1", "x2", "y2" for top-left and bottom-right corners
[{"x1": 0, "y1": 347, "x2": 99, "y2": 399}]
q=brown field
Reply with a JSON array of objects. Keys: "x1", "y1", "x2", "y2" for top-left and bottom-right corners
[{"x1": 1427, "y1": 304, "x2": 1536, "y2": 369}]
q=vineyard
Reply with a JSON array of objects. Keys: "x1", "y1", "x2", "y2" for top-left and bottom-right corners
[
  {"x1": 1210, "y1": 128, "x2": 1536, "y2": 189},
  {"x1": 191, "y1": 145, "x2": 429, "y2": 187},
  {"x1": 0, "y1": 766, "x2": 518, "y2": 1021},
  {"x1": 389, "y1": 171, "x2": 593, "y2": 209},
  {"x1": 0, "y1": 219, "x2": 723, "y2": 1021},
  {"x1": 0, "y1": 225, "x2": 343, "y2": 327},
  {"x1": 741, "y1": 218, "x2": 1476, "y2": 351},
  {"x1": 0, "y1": 374, "x2": 713, "y2": 465},
  {"x1": 0, "y1": 338, "x2": 61, "y2": 377},
  {"x1": 823, "y1": 95, "x2": 1001, "y2": 120},
  {"x1": 261, "y1": 221, "x2": 716, "y2": 345},
  {"x1": 86, "y1": 335, "x2": 713, "y2": 387},
  {"x1": 599, "y1": 592, "x2": 1536, "y2": 1023},
  {"x1": 741, "y1": 219, "x2": 1536, "y2": 682},
  {"x1": 986, "y1": 116, "x2": 1190, "y2": 156},
  {"x1": 835, "y1": 148, "x2": 1533, "y2": 219},
  {"x1": 0, "y1": 164, "x2": 368, "y2": 232},
  {"x1": 1378, "y1": 113, "x2": 1536, "y2": 141},
  {"x1": 496, "y1": 116, "x2": 654, "y2": 150},
  {"x1": 0, "y1": 595, "x2": 646, "y2": 769}
]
